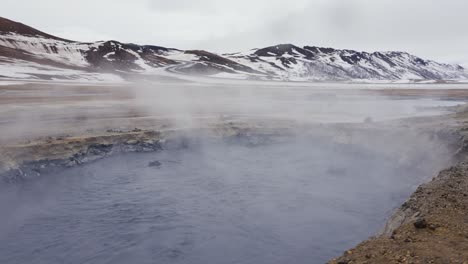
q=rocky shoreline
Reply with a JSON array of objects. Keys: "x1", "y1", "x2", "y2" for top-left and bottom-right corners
[{"x1": 328, "y1": 162, "x2": 468, "y2": 264}]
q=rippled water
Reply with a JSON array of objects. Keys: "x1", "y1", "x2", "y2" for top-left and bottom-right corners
[{"x1": 0, "y1": 134, "x2": 450, "y2": 264}]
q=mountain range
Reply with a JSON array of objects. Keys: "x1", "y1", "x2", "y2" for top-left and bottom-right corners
[{"x1": 0, "y1": 16, "x2": 466, "y2": 83}]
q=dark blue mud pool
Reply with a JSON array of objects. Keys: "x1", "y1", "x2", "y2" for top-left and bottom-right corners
[{"x1": 0, "y1": 135, "x2": 448, "y2": 264}]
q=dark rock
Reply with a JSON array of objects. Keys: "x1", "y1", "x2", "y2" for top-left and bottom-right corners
[
  {"x1": 87, "y1": 144, "x2": 113, "y2": 155},
  {"x1": 414, "y1": 219, "x2": 428, "y2": 229},
  {"x1": 148, "y1": 161, "x2": 162, "y2": 168}
]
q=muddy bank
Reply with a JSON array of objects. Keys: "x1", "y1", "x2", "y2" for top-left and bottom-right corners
[
  {"x1": 1, "y1": 118, "x2": 459, "y2": 184},
  {"x1": 0, "y1": 123, "x2": 292, "y2": 183},
  {"x1": 1, "y1": 105, "x2": 462, "y2": 177},
  {"x1": 0, "y1": 130, "x2": 164, "y2": 183}
]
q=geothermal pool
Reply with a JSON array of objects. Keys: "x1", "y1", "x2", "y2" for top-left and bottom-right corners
[{"x1": 0, "y1": 133, "x2": 451, "y2": 264}]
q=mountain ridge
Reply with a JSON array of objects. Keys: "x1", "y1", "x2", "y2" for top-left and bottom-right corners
[
  {"x1": 0, "y1": 16, "x2": 466, "y2": 82},
  {"x1": 0, "y1": 17, "x2": 71, "y2": 42}
]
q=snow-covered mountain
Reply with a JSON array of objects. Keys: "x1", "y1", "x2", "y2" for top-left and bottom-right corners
[
  {"x1": 225, "y1": 44, "x2": 467, "y2": 81},
  {"x1": 0, "y1": 17, "x2": 466, "y2": 82}
]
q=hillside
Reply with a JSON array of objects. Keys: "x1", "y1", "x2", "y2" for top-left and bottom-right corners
[{"x1": 0, "y1": 17, "x2": 466, "y2": 82}]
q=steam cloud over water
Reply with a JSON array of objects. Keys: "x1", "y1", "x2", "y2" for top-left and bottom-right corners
[
  {"x1": 0, "y1": 81, "x2": 463, "y2": 263},
  {"x1": 1, "y1": 82, "x2": 463, "y2": 142},
  {"x1": 0, "y1": 131, "x2": 453, "y2": 263},
  {"x1": 1, "y1": 0, "x2": 467, "y2": 261}
]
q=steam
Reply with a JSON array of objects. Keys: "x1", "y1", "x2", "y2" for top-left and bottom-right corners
[
  {"x1": 0, "y1": 127, "x2": 454, "y2": 264},
  {"x1": 131, "y1": 80, "x2": 463, "y2": 130},
  {"x1": 0, "y1": 78, "x2": 464, "y2": 264},
  {"x1": 0, "y1": 80, "x2": 462, "y2": 144}
]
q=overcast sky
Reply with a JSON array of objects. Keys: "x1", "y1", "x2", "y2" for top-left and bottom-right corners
[{"x1": 2, "y1": 0, "x2": 468, "y2": 65}]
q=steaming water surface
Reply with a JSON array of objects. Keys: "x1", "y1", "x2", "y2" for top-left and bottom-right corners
[{"x1": 0, "y1": 134, "x2": 449, "y2": 264}]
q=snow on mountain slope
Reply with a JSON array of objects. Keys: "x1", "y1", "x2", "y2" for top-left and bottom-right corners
[
  {"x1": 0, "y1": 56, "x2": 124, "y2": 82},
  {"x1": 0, "y1": 33, "x2": 90, "y2": 67},
  {"x1": 225, "y1": 44, "x2": 468, "y2": 81},
  {"x1": 0, "y1": 17, "x2": 466, "y2": 82}
]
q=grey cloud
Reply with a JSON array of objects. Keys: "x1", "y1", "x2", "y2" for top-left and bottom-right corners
[
  {"x1": 147, "y1": 0, "x2": 218, "y2": 12},
  {"x1": 196, "y1": 0, "x2": 468, "y2": 65},
  {"x1": 1, "y1": 0, "x2": 467, "y2": 65}
]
